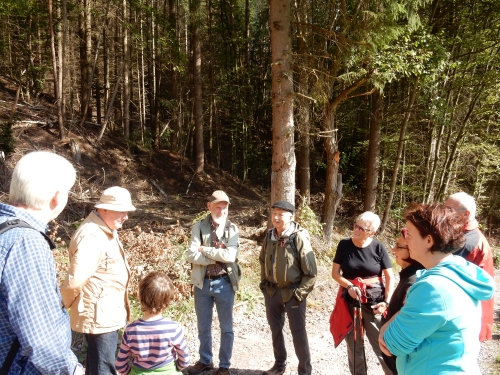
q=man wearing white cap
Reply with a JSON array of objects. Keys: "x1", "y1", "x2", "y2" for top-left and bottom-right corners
[
  {"x1": 61, "y1": 186, "x2": 136, "y2": 375},
  {"x1": 186, "y1": 190, "x2": 240, "y2": 375}
]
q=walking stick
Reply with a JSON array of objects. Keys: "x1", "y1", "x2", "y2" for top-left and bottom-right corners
[
  {"x1": 353, "y1": 300, "x2": 357, "y2": 373},
  {"x1": 354, "y1": 299, "x2": 368, "y2": 374}
]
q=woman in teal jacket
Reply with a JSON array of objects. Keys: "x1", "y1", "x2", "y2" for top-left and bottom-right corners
[{"x1": 379, "y1": 203, "x2": 495, "y2": 375}]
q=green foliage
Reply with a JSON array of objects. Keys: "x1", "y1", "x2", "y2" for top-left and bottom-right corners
[
  {"x1": 493, "y1": 247, "x2": 500, "y2": 269},
  {"x1": 295, "y1": 201, "x2": 324, "y2": 237},
  {"x1": 0, "y1": 122, "x2": 14, "y2": 156},
  {"x1": 192, "y1": 210, "x2": 210, "y2": 224}
]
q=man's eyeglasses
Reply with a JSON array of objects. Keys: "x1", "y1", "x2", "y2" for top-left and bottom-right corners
[{"x1": 353, "y1": 223, "x2": 371, "y2": 233}]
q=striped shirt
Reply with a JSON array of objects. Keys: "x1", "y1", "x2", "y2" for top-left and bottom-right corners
[{"x1": 115, "y1": 317, "x2": 190, "y2": 374}]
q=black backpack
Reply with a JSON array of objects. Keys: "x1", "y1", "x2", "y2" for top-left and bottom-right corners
[{"x1": 0, "y1": 219, "x2": 55, "y2": 375}]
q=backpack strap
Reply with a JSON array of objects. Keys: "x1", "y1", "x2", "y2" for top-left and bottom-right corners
[
  {"x1": 0, "y1": 218, "x2": 54, "y2": 373},
  {"x1": 0, "y1": 219, "x2": 55, "y2": 250},
  {"x1": 288, "y1": 232, "x2": 298, "y2": 259},
  {"x1": 0, "y1": 337, "x2": 19, "y2": 374}
]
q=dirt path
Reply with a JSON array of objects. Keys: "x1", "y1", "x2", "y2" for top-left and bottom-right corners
[{"x1": 182, "y1": 267, "x2": 500, "y2": 375}]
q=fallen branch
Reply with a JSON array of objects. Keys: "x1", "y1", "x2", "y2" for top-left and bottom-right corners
[{"x1": 150, "y1": 179, "x2": 168, "y2": 200}]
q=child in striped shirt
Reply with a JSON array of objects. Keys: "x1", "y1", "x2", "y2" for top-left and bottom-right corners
[{"x1": 116, "y1": 272, "x2": 191, "y2": 375}]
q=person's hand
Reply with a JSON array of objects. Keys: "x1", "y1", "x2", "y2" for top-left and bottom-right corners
[
  {"x1": 198, "y1": 246, "x2": 204, "y2": 252},
  {"x1": 371, "y1": 301, "x2": 388, "y2": 315},
  {"x1": 347, "y1": 285, "x2": 361, "y2": 300},
  {"x1": 378, "y1": 320, "x2": 392, "y2": 356}
]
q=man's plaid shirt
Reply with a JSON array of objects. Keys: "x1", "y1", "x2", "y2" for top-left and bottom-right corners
[{"x1": 0, "y1": 203, "x2": 79, "y2": 374}]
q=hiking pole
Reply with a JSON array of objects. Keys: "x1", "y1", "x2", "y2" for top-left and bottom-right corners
[
  {"x1": 355, "y1": 299, "x2": 368, "y2": 374},
  {"x1": 353, "y1": 299, "x2": 357, "y2": 374}
]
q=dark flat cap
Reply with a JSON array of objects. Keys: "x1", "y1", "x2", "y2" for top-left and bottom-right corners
[{"x1": 271, "y1": 200, "x2": 295, "y2": 213}]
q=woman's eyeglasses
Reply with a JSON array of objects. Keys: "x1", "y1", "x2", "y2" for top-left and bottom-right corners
[{"x1": 353, "y1": 223, "x2": 371, "y2": 233}]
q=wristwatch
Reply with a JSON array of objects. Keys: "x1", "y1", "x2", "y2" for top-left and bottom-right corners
[{"x1": 382, "y1": 300, "x2": 389, "y2": 307}]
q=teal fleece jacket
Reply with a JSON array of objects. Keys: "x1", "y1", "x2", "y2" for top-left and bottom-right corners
[{"x1": 384, "y1": 255, "x2": 495, "y2": 375}]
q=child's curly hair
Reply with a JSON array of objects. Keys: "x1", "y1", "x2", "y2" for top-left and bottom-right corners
[{"x1": 139, "y1": 271, "x2": 175, "y2": 314}]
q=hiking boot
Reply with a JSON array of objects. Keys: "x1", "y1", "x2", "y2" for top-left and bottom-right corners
[
  {"x1": 186, "y1": 361, "x2": 214, "y2": 374},
  {"x1": 262, "y1": 364, "x2": 286, "y2": 375},
  {"x1": 215, "y1": 368, "x2": 230, "y2": 375}
]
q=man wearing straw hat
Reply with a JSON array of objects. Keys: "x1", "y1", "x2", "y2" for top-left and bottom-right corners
[{"x1": 61, "y1": 186, "x2": 136, "y2": 375}]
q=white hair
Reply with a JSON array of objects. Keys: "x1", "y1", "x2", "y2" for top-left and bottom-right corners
[
  {"x1": 356, "y1": 211, "x2": 381, "y2": 232},
  {"x1": 448, "y1": 191, "x2": 476, "y2": 220},
  {"x1": 9, "y1": 151, "x2": 76, "y2": 209}
]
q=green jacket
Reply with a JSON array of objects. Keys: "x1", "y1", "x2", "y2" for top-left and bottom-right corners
[
  {"x1": 187, "y1": 215, "x2": 241, "y2": 291},
  {"x1": 259, "y1": 222, "x2": 317, "y2": 302}
]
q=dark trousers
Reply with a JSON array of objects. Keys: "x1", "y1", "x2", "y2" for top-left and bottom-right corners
[
  {"x1": 84, "y1": 331, "x2": 119, "y2": 375},
  {"x1": 263, "y1": 290, "x2": 312, "y2": 375},
  {"x1": 345, "y1": 303, "x2": 392, "y2": 375}
]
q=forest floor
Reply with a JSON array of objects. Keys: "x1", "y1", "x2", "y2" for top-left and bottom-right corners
[{"x1": 0, "y1": 85, "x2": 498, "y2": 375}]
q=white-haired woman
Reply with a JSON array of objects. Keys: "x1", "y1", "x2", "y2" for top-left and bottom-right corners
[{"x1": 331, "y1": 211, "x2": 394, "y2": 375}]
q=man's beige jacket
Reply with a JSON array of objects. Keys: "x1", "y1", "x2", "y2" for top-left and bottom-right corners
[{"x1": 61, "y1": 211, "x2": 130, "y2": 334}]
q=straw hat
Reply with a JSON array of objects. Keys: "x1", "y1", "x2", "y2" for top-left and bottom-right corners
[{"x1": 94, "y1": 186, "x2": 136, "y2": 212}]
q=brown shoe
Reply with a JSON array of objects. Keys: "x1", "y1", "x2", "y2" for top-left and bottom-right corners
[
  {"x1": 186, "y1": 361, "x2": 214, "y2": 375},
  {"x1": 262, "y1": 364, "x2": 286, "y2": 375},
  {"x1": 215, "y1": 368, "x2": 230, "y2": 375}
]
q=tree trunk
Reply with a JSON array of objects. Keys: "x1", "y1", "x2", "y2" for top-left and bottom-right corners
[
  {"x1": 269, "y1": 0, "x2": 295, "y2": 218},
  {"x1": 364, "y1": 88, "x2": 383, "y2": 211},
  {"x1": 321, "y1": 102, "x2": 340, "y2": 243},
  {"x1": 122, "y1": 0, "x2": 129, "y2": 139},
  {"x1": 48, "y1": 0, "x2": 64, "y2": 139},
  {"x1": 84, "y1": 0, "x2": 92, "y2": 121},
  {"x1": 380, "y1": 76, "x2": 419, "y2": 233},
  {"x1": 192, "y1": 0, "x2": 204, "y2": 172},
  {"x1": 321, "y1": 75, "x2": 370, "y2": 243},
  {"x1": 168, "y1": 0, "x2": 179, "y2": 151},
  {"x1": 295, "y1": 0, "x2": 310, "y2": 204}
]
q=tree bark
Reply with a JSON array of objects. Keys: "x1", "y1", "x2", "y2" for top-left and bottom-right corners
[
  {"x1": 295, "y1": 0, "x2": 310, "y2": 204},
  {"x1": 123, "y1": 0, "x2": 129, "y2": 139},
  {"x1": 192, "y1": 0, "x2": 204, "y2": 172},
  {"x1": 269, "y1": 0, "x2": 295, "y2": 219},
  {"x1": 48, "y1": 0, "x2": 64, "y2": 139},
  {"x1": 364, "y1": 88, "x2": 383, "y2": 211},
  {"x1": 168, "y1": 0, "x2": 179, "y2": 151}
]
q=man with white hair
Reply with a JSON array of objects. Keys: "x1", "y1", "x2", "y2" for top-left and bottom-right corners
[
  {"x1": 445, "y1": 191, "x2": 494, "y2": 341},
  {"x1": 62, "y1": 186, "x2": 135, "y2": 375},
  {"x1": 0, "y1": 151, "x2": 82, "y2": 374},
  {"x1": 260, "y1": 201, "x2": 317, "y2": 375},
  {"x1": 186, "y1": 190, "x2": 240, "y2": 375}
]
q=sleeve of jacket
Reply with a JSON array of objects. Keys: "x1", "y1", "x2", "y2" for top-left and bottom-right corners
[
  {"x1": 201, "y1": 223, "x2": 239, "y2": 263},
  {"x1": 61, "y1": 234, "x2": 103, "y2": 309},
  {"x1": 295, "y1": 230, "x2": 317, "y2": 301},
  {"x1": 259, "y1": 234, "x2": 268, "y2": 283},
  {"x1": 186, "y1": 221, "x2": 214, "y2": 266},
  {"x1": 384, "y1": 281, "x2": 447, "y2": 356}
]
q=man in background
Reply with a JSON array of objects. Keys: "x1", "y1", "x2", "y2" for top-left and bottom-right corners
[
  {"x1": 186, "y1": 190, "x2": 240, "y2": 375},
  {"x1": 445, "y1": 191, "x2": 495, "y2": 341}
]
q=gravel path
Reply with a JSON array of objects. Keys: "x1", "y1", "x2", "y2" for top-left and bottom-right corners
[{"x1": 182, "y1": 266, "x2": 500, "y2": 375}]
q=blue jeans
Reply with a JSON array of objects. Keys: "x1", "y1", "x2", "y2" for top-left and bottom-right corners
[
  {"x1": 84, "y1": 331, "x2": 119, "y2": 375},
  {"x1": 194, "y1": 275, "x2": 235, "y2": 368}
]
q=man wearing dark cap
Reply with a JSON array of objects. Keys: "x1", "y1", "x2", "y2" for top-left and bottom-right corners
[
  {"x1": 259, "y1": 201, "x2": 317, "y2": 375},
  {"x1": 186, "y1": 190, "x2": 240, "y2": 375}
]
